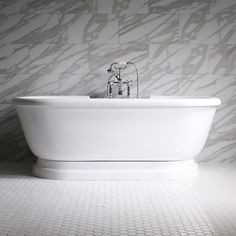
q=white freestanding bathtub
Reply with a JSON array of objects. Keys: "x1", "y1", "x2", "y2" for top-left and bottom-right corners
[{"x1": 14, "y1": 96, "x2": 221, "y2": 180}]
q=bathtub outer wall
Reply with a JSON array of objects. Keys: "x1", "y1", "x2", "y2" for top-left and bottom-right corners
[{"x1": 16, "y1": 104, "x2": 216, "y2": 162}]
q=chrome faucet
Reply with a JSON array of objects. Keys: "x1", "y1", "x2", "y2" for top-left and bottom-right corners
[{"x1": 106, "y1": 62, "x2": 139, "y2": 99}]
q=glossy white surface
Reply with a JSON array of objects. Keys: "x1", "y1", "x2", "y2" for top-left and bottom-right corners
[
  {"x1": 14, "y1": 96, "x2": 221, "y2": 179},
  {"x1": 14, "y1": 96, "x2": 221, "y2": 106},
  {"x1": 33, "y1": 159, "x2": 199, "y2": 180}
]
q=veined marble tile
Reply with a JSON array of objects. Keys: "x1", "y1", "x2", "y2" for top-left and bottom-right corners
[
  {"x1": 26, "y1": 44, "x2": 89, "y2": 74},
  {"x1": 0, "y1": 74, "x2": 59, "y2": 103},
  {"x1": 0, "y1": 44, "x2": 28, "y2": 74},
  {"x1": 197, "y1": 132, "x2": 236, "y2": 163},
  {"x1": 213, "y1": 76, "x2": 236, "y2": 105},
  {"x1": 89, "y1": 43, "x2": 148, "y2": 77},
  {"x1": 211, "y1": 105, "x2": 236, "y2": 140},
  {"x1": 180, "y1": 13, "x2": 236, "y2": 44},
  {"x1": 179, "y1": 75, "x2": 217, "y2": 96},
  {"x1": 209, "y1": 0, "x2": 236, "y2": 14},
  {"x1": 149, "y1": 0, "x2": 209, "y2": 14},
  {"x1": 139, "y1": 72, "x2": 179, "y2": 97},
  {"x1": 89, "y1": 44, "x2": 120, "y2": 73},
  {"x1": 149, "y1": 44, "x2": 168, "y2": 74},
  {"x1": 149, "y1": 44, "x2": 208, "y2": 74},
  {"x1": 97, "y1": 0, "x2": 148, "y2": 14},
  {"x1": 25, "y1": 0, "x2": 94, "y2": 14},
  {"x1": 0, "y1": 104, "x2": 34, "y2": 162},
  {"x1": 209, "y1": 44, "x2": 236, "y2": 74},
  {"x1": 24, "y1": 74, "x2": 60, "y2": 96},
  {"x1": 0, "y1": 0, "x2": 28, "y2": 15},
  {"x1": 61, "y1": 14, "x2": 118, "y2": 44},
  {"x1": 0, "y1": 74, "x2": 33, "y2": 103},
  {"x1": 179, "y1": 74, "x2": 236, "y2": 105},
  {"x1": 119, "y1": 14, "x2": 178, "y2": 44},
  {"x1": 216, "y1": 13, "x2": 236, "y2": 44},
  {"x1": 59, "y1": 73, "x2": 107, "y2": 98},
  {"x1": 118, "y1": 44, "x2": 149, "y2": 74},
  {"x1": 180, "y1": 14, "x2": 219, "y2": 44},
  {"x1": 0, "y1": 14, "x2": 59, "y2": 44}
]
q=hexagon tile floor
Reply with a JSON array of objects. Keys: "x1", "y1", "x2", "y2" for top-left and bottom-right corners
[{"x1": 0, "y1": 164, "x2": 236, "y2": 236}]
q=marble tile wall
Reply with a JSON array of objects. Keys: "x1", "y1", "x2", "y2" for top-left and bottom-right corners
[{"x1": 0, "y1": 0, "x2": 235, "y2": 162}]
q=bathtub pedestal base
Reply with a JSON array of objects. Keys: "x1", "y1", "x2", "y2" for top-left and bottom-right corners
[{"x1": 33, "y1": 159, "x2": 199, "y2": 180}]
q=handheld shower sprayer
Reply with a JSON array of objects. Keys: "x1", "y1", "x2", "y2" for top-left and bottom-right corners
[{"x1": 107, "y1": 62, "x2": 128, "y2": 73}]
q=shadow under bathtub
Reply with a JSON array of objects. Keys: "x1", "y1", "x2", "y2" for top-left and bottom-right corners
[{"x1": 0, "y1": 163, "x2": 34, "y2": 178}]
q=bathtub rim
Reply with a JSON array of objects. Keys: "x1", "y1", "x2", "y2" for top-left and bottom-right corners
[{"x1": 13, "y1": 96, "x2": 221, "y2": 107}]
